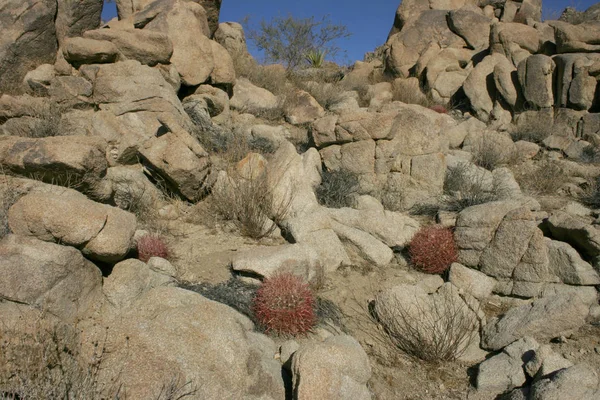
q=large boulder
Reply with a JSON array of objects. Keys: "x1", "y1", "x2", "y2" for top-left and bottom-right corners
[
  {"x1": 291, "y1": 335, "x2": 371, "y2": 400},
  {"x1": 481, "y1": 294, "x2": 592, "y2": 351},
  {"x1": 230, "y1": 78, "x2": 280, "y2": 113},
  {"x1": 0, "y1": 0, "x2": 58, "y2": 91},
  {"x1": 83, "y1": 28, "x2": 173, "y2": 66},
  {"x1": 93, "y1": 60, "x2": 190, "y2": 128},
  {"x1": 385, "y1": 10, "x2": 467, "y2": 78},
  {"x1": 138, "y1": 126, "x2": 211, "y2": 202},
  {"x1": 85, "y1": 286, "x2": 286, "y2": 399},
  {"x1": 529, "y1": 363, "x2": 600, "y2": 399},
  {"x1": 447, "y1": 8, "x2": 492, "y2": 50},
  {"x1": 554, "y1": 21, "x2": 600, "y2": 53},
  {"x1": 55, "y1": 0, "x2": 103, "y2": 47},
  {"x1": 0, "y1": 234, "x2": 102, "y2": 321},
  {"x1": 63, "y1": 37, "x2": 120, "y2": 66},
  {"x1": 8, "y1": 190, "x2": 137, "y2": 262},
  {"x1": 517, "y1": 55, "x2": 555, "y2": 109},
  {"x1": 0, "y1": 136, "x2": 108, "y2": 184},
  {"x1": 214, "y1": 22, "x2": 251, "y2": 57}
]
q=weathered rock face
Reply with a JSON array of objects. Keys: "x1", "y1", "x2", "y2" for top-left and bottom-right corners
[
  {"x1": 385, "y1": 10, "x2": 467, "y2": 78},
  {"x1": 0, "y1": 0, "x2": 58, "y2": 91},
  {"x1": 83, "y1": 28, "x2": 173, "y2": 66},
  {"x1": 84, "y1": 286, "x2": 286, "y2": 399},
  {"x1": 93, "y1": 60, "x2": 190, "y2": 127},
  {"x1": 0, "y1": 136, "x2": 108, "y2": 184},
  {"x1": 8, "y1": 190, "x2": 137, "y2": 263},
  {"x1": 292, "y1": 335, "x2": 372, "y2": 400},
  {"x1": 198, "y1": 0, "x2": 222, "y2": 36},
  {"x1": 55, "y1": 0, "x2": 103, "y2": 47},
  {"x1": 139, "y1": 127, "x2": 211, "y2": 202},
  {"x1": 0, "y1": 234, "x2": 103, "y2": 321},
  {"x1": 481, "y1": 294, "x2": 591, "y2": 351}
]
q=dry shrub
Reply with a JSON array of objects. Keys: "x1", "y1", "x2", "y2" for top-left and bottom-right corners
[
  {"x1": 408, "y1": 225, "x2": 458, "y2": 274},
  {"x1": 252, "y1": 272, "x2": 316, "y2": 336},
  {"x1": 0, "y1": 313, "x2": 198, "y2": 400},
  {"x1": 472, "y1": 138, "x2": 516, "y2": 171},
  {"x1": 514, "y1": 159, "x2": 567, "y2": 195},
  {"x1": 374, "y1": 287, "x2": 479, "y2": 362},
  {"x1": 579, "y1": 176, "x2": 600, "y2": 208},
  {"x1": 315, "y1": 168, "x2": 360, "y2": 208},
  {"x1": 0, "y1": 175, "x2": 21, "y2": 239},
  {"x1": 442, "y1": 162, "x2": 502, "y2": 212},
  {"x1": 1, "y1": 101, "x2": 64, "y2": 138},
  {"x1": 0, "y1": 317, "x2": 109, "y2": 399},
  {"x1": 209, "y1": 167, "x2": 290, "y2": 239}
]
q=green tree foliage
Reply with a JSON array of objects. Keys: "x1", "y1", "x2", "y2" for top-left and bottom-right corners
[{"x1": 245, "y1": 14, "x2": 351, "y2": 70}]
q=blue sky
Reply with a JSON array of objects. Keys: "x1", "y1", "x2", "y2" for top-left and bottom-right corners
[{"x1": 101, "y1": 0, "x2": 598, "y2": 65}]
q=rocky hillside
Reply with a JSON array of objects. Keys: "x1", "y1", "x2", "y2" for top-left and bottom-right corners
[{"x1": 0, "y1": 0, "x2": 599, "y2": 399}]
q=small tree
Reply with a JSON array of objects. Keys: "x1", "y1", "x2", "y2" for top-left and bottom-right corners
[{"x1": 245, "y1": 14, "x2": 351, "y2": 70}]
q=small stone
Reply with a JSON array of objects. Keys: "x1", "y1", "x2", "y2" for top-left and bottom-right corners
[{"x1": 594, "y1": 346, "x2": 600, "y2": 354}]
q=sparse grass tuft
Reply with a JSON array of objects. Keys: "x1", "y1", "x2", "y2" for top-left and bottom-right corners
[
  {"x1": 209, "y1": 167, "x2": 290, "y2": 240},
  {"x1": 514, "y1": 159, "x2": 567, "y2": 196},
  {"x1": 579, "y1": 176, "x2": 600, "y2": 209},
  {"x1": 315, "y1": 169, "x2": 360, "y2": 208},
  {"x1": 374, "y1": 286, "x2": 479, "y2": 362},
  {"x1": 0, "y1": 175, "x2": 21, "y2": 240}
]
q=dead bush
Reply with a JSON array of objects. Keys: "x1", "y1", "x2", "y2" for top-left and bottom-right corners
[
  {"x1": 374, "y1": 287, "x2": 479, "y2": 362},
  {"x1": 0, "y1": 176, "x2": 21, "y2": 239},
  {"x1": 209, "y1": 167, "x2": 291, "y2": 239},
  {"x1": 315, "y1": 168, "x2": 360, "y2": 208},
  {"x1": 0, "y1": 314, "x2": 198, "y2": 400},
  {"x1": 442, "y1": 162, "x2": 502, "y2": 212},
  {"x1": 579, "y1": 176, "x2": 600, "y2": 209},
  {"x1": 514, "y1": 159, "x2": 567, "y2": 196},
  {"x1": 0, "y1": 317, "x2": 108, "y2": 399},
  {"x1": 472, "y1": 138, "x2": 515, "y2": 171},
  {"x1": 510, "y1": 124, "x2": 551, "y2": 144},
  {"x1": 2, "y1": 102, "x2": 65, "y2": 138}
]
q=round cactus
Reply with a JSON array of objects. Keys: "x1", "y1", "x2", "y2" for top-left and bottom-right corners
[
  {"x1": 409, "y1": 225, "x2": 458, "y2": 274},
  {"x1": 252, "y1": 273, "x2": 316, "y2": 335},
  {"x1": 137, "y1": 234, "x2": 169, "y2": 263}
]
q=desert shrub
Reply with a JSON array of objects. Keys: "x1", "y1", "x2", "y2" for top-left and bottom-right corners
[
  {"x1": 245, "y1": 14, "x2": 351, "y2": 70},
  {"x1": 0, "y1": 317, "x2": 198, "y2": 399},
  {"x1": 180, "y1": 279, "x2": 259, "y2": 319},
  {"x1": 579, "y1": 144, "x2": 600, "y2": 164},
  {"x1": 209, "y1": 168, "x2": 290, "y2": 239},
  {"x1": 472, "y1": 138, "x2": 513, "y2": 171},
  {"x1": 252, "y1": 273, "x2": 316, "y2": 335},
  {"x1": 316, "y1": 168, "x2": 360, "y2": 208},
  {"x1": 248, "y1": 136, "x2": 277, "y2": 154},
  {"x1": 294, "y1": 80, "x2": 340, "y2": 110},
  {"x1": 579, "y1": 176, "x2": 600, "y2": 208},
  {"x1": 0, "y1": 177, "x2": 20, "y2": 239},
  {"x1": 0, "y1": 319, "x2": 108, "y2": 399},
  {"x1": 374, "y1": 286, "x2": 478, "y2": 362},
  {"x1": 442, "y1": 162, "x2": 500, "y2": 212},
  {"x1": 514, "y1": 159, "x2": 567, "y2": 195},
  {"x1": 408, "y1": 225, "x2": 458, "y2": 274},
  {"x1": 510, "y1": 123, "x2": 551, "y2": 144},
  {"x1": 137, "y1": 234, "x2": 170, "y2": 263},
  {"x1": 2, "y1": 101, "x2": 65, "y2": 138}
]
